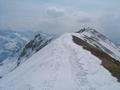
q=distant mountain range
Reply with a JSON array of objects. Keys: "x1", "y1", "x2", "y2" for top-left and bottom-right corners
[{"x1": 0, "y1": 29, "x2": 53, "y2": 77}]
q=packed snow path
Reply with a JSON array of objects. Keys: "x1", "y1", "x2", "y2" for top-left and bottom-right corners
[{"x1": 0, "y1": 34, "x2": 120, "y2": 90}]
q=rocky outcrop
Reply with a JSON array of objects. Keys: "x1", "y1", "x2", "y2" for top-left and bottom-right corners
[{"x1": 17, "y1": 33, "x2": 53, "y2": 66}]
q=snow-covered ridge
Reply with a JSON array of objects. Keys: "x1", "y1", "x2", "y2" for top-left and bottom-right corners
[
  {"x1": 0, "y1": 33, "x2": 120, "y2": 90},
  {"x1": 17, "y1": 32, "x2": 53, "y2": 66},
  {"x1": 0, "y1": 29, "x2": 53, "y2": 78},
  {"x1": 76, "y1": 28, "x2": 120, "y2": 61}
]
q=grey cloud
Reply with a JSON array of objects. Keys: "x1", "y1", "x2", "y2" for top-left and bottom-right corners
[
  {"x1": 0, "y1": 4, "x2": 95, "y2": 34},
  {"x1": 99, "y1": 13, "x2": 120, "y2": 42},
  {"x1": 76, "y1": 17, "x2": 92, "y2": 23},
  {"x1": 1, "y1": 0, "x2": 120, "y2": 42},
  {"x1": 46, "y1": 7, "x2": 65, "y2": 18}
]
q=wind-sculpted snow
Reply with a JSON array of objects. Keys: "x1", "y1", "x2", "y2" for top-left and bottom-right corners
[{"x1": 0, "y1": 34, "x2": 120, "y2": 90}]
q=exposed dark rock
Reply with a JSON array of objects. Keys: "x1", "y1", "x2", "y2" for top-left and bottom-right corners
[
  {"x1": 17, "y1": 33, "x2": 53, "y2": 66},
  {"x1": 72, "y1": 35, "x2": 120, "y2": 82}
]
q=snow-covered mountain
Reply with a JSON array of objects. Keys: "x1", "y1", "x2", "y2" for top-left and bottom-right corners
[
  {"x1": 76, "y1": 28, "x2": 120, "y2": 61},
  {"x1": 17, "y1": 32, "x2": 53, "y2": 66},
  {"x1": 0, "y1": 29, "x2": 53, "y2": 78},
  {"x1": 0, "y1": 29, "x2": 27, "y2": 63},
  {"x1": 116, "y1": 43, "x2": 120, "y2": 51},
  {"x1": 0, "y1": 28, "x2": 120, "y2": 90},
  {"x1": 0, "y1": 29, "x2": 31, "y2": 77}
]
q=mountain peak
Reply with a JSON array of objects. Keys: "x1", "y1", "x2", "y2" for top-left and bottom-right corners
[
  {"x1": 17, "y1": 32, "x2": 53, "y2": 66},
  {"x1": 76, "y1": 28, "x2": 107, "y2": 39},
  {"x1": 75, "y1": 28, "x2": 120, "y2": 60},
  {"x1": 76, "y1": 27, "x2": 97, "y2": 33}
]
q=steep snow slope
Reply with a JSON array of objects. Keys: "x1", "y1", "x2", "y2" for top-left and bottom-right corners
[
  {"x1": 0, "y1": 34, "x2": 120, "y2": 90},
  {"x1": 76, "y1": 28, "x2": 120, "y2": 61}
]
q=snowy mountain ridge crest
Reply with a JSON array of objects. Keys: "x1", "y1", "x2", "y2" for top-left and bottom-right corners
[{"x1": 0, "y1": 28, "x2": 120, "y2": 90}]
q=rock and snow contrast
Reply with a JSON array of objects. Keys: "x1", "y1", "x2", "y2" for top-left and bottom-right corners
[
  {"x1": 17, "y1": 32, "x2": 53, "y2": 66},
  {"x1": 116, "y1": 43, "x2": 120, "y2": 51},
  {"x1": 0, "y1": 29, "x2": 28, "y2": 63},
  {"x1": 76, "y1": 28, "x2": 120, "y2": 61},
  {"x1": 0, "y1": 29, "x2": 30, "y2": 77},
  {"x1": 0, "y1": 29, "x2": 53, "y2": 78},
  {"x1": 0, "y1": 28, "x2": 120, "y2": 90}
]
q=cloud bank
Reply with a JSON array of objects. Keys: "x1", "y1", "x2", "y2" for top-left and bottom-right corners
[{"x1": 0, "y1": 0, "x2": 120, "y2": 42}]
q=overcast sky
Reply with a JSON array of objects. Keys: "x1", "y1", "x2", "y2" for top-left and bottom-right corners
[{"x1": 0, "y1": 0, "x2": 120, "y2": 42}]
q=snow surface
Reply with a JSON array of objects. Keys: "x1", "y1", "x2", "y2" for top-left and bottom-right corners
[{"x1": 0, "y1": 33, "x2": 120, "y2": 90}]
